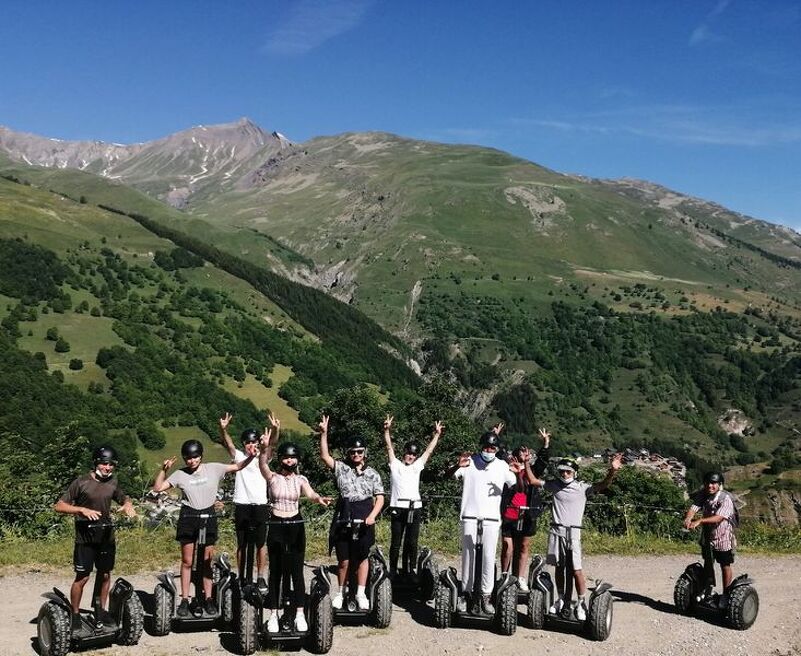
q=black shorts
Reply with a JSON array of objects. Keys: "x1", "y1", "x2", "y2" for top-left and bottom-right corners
[
  {"x1": 713, "y1": 549, "x2": 735, "y2": 566},
  {"x1": 176, "y1": 507, "x2": 218, "y2": 545},
  {"x1": 234, "y1": 504, "x2": 269, "y2": 548},
  {"x1": 334, "y1": 499, "x2": 375, "y2": 563},
  {"x1": 501, "y1": 514, "x2": 537, "y2": 538},
  {"x1": 73, "y1": 542, "x2": 116, "y2": 575}
]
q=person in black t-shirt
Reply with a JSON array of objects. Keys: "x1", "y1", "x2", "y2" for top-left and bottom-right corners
[{"x1": 54, "y1": 445, "x2": 136, "y2": 625}]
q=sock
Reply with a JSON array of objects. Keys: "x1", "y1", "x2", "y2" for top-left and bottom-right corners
[
  {"x1": 296, "y1": 607, "x2": 305, "y2": 616},
  {"x1": 357, "y1": 585, "x2": 366, "y2": 596}
]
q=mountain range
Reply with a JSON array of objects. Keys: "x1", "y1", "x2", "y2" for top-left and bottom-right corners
[{"x1": 1, "y1": 118, "x2": 801, "y2": 523}]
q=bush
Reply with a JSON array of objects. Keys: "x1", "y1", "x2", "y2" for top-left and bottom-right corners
[
  {"x1": 68, "y1": 359, "x2": 83, "y2": 370},
  {"x1": 54, "y1": 337, "x2": 70, "y2": 353}
]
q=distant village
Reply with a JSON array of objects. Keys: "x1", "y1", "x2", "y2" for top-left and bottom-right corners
[{"x1": 583, "y1": 448, "x2": 687, "y2": 489}]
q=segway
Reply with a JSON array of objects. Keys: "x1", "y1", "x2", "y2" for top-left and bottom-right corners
[
  {"x1": 327, "y1": 518, "x2": 393, "y2": 627},
  {"x1": 389, "y1": 498, "x2": 440, "y2": 601},
  {"x1": 674, "y1": 556, "x2": 759, "y2": 630},
  {"x1": 152, "y1": 510, "x2": 234, "y2": 635},
  {"x1": 237, "y1": 517, "x2": 334, "y2": 654},
  {"x1": 528, "y1": 548, "x2": 614, "y2": 641},
  {"x1": 36, "y1": 522, "x2": 143, "y2": 656},
  {"x1": 434, "y1": 516, "x2": 518, "y2": 635}
]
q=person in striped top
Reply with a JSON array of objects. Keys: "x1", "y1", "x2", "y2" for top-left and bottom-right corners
[{"x1": 683, "y1": 471, "x2": 738, "y2": 608}]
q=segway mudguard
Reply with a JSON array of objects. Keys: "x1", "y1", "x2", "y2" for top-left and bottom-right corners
[
  {"x1": 108, "y1": 577, "x2": 135, "y2": 623},
  {"x1": 311, "y1": 566, "x2": 332, "y2": 600},
  {"x1": 156, "y1": 571, "x2": 178, "y2": 595},
  {"x1": 728, "y1": 573, "x2": 755, "y2": 591},
  {"x1": 588, "y1": 579, "x2": 613, "y2": 602},
  {"x1": 41, "y1": 588, "x2": 72, "y2": 613},
  {"x1": 439, "y1": 567, "x2": 460, "y2": 613}
]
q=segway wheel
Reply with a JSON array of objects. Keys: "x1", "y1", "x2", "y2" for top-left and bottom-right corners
[
  {"x1": 419, "y1": 559, "x2": 440, "y2": 601},
  {"x1": 495, "y1": 584, "x2": 517, "y2": 636},
  {"x1": 237, "y1": 594, "x2": 258, "y2": 655},
  {"x1": 372, "y1": 577, "x2": 393, "y2": 629},
  {"x1": 117, "y1": 591, "x2": 144, "y2": 645},
  {"x1": 673, "y1": 574, "x2": 697, "y2": 615},
  {"x1": 37, "y1": 601, "x2": 71, "y2": 656},
  {"x1": 308, "y1": 594, "x2": 334, "y2": 654},
  {"x1": 587, "y1": 591, "x2": 614, "y2": 641},
  {"x1": 221, "y1": 585, "x2": 234, "y2": 626},
  {"x1": 152, "y1": 583, "x2": 174, "y2": 636},
  {"x1": 526, "y1": 588, "x2": 546, "y2": 630},
  {"x1": 726, "y1": 585, "x2": 759, "y2": 631},
  {"x1": 434, "y1": 582, "x2": 452, "y2": 628}
]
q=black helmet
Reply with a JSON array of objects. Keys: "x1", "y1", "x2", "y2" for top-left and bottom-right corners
[
  {"x1": 346, "y1": 436, "x2": 367, "y2": 452},
  {"x1": 240, "y1": 428, "x2": 260, "y2": 445},
  {"x1": 93, "y1": 445, "x2": 118, "y2": 466},
  {"x1": 181, "y1": 439, "x2": 204, "y2": 459},
  {"x1": 703, "y1": 471, "x2": 724, "y2": 485},
  {"x1": 277, "y1": 442, "x2": 300, "y2": 459},
  {"x1": 556, "y1": 457, "x2": 579, "y2": 473},
  {"x1": 479, "y1": 432, "x2": 500, "y2": 449},
  {"x1": 403, "y1": 442, "x2": 420, "y2": 456}
]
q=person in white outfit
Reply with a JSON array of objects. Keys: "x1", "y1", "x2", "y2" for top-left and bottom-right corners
[{"x1": 450, "y1": 423, "x2": 517, "y2": 614}]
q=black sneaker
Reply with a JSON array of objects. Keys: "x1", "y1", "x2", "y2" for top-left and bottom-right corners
[
  {"x1": 256, "y1": 577, "x2": 269, "y2": 595},
  {"x1": 176, "y1": 598, "x2": 191, "y2": 618},
  {"x1": 481, "y1": 594, "x2": 495, "y2": 615},
  {"x1": 96, "y1": 609, "x2": 115, "y2": 627},
  {"x1": 71, "y1": 614, "x2": 83, "y2": 632},
  {"x1": 205, "y1": 598, "x2": 217, "y2": 616}
]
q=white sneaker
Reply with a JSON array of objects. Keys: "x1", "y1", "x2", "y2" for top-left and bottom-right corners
[
  {"x1": 356, "y1": 592, "x2": 370, "y2": 610},
  {"x1": 518, "y1": 579, "x2": 530, "y2": 593},
  {"x1": 331, "y1": 592, "x2": 344, "y2": 610},
  {"x1": 267, "y1": 612, "x2": 279, "y2": 633},
  {"x1": 549, "y1": 597, "x2": 564, "y2": 614},
  {"x1": 574, "y1": 600, "x2": 587, "y2": 621},
  {"x1": 294, "y1": 611, "x2": 308, "y2": 632}
]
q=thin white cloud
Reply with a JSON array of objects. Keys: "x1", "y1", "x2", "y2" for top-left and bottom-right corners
[
  {"x1": 511, "y1": 103, "x2": 801, "y2": 147},
  {"x1": 263, "y1": 0, "x2": 373, "y2": 56},
  {"x1": 689, "y1": 0, "x2": 731, "y2": 46}
]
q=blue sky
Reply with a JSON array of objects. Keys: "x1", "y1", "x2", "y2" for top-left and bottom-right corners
[{"x1": 1, "y1": 1, "x2": 800, "y2": 228}]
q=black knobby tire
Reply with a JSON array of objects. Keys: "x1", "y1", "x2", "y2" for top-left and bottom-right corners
[
  {"x1": 308, "y1": 595, "x2": 334, "y2": 654},
  {"x1": 373, "y1": 577, "x2": 393, "y2": 628},
  {"x1": 153, "y1": 583, "x2": 174, "y2": 636},
  {"x1": 434, "y1": 582, "x2": 452, "y2": 629},
  {"x1": 673, "y1": 574, "x2": 696, "y2": 615},
  {"x1": 727, "y1": 585, "x2": 759, "y2": 631},
  {"x1": 587, "y1": 591, "x2": 614, "y2": 641},
  {"x1": 495, "y1": 585, "x2": 517, "y2": 636},
  {"x1": 419, "y1": 560, "x2": 439, "y2": 601},
  {"x1": 37, "y1": 601, "x2": 71, "y2": 656},
  {"x1": 526, "y1": 589, "x2": 546, "y2": 630},
  {"x1": 237, "y1": 595, "x2": 258, "y2": 655},
  {"x1": 117, "y1": 592, "x2": 144, "y2": 645},
  {"x1": 220, "y1": 585, "x2": 234, "y2": 626}
]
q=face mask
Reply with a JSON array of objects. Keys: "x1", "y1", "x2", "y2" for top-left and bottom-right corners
[
  {"x1": 480, "y1": 451, "x2": 496, "y2": 463},
  {"x1": 94, "y1": 468, "x2": 113, "y2": 481},
  {"x1": 281, "y1": 462, "x2": 298, "y2": 473},
  {"x1": 561, "y1": 476, "x2": 574, "y2": 484}
]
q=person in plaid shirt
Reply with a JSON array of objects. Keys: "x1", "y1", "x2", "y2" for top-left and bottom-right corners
[{"x1": 683, "y1": 471, "x2": 738, "y2": 608}]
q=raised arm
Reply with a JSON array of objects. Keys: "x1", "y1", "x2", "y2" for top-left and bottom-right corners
[
  {"x1": 383, "y1": 415, "x2": 396, "y2": 462},
  {"x1": 225, "y1": 452, "x2": 255, "y2": 474},
  {"x1": 258, "y1": 430, "x2": 274, "y2": 481},
  {"x1": 219, "y1": 412, "x2": 236, "y2": 460},
  {"x1": 524, "y1": 428, "x2": 552, "y2": 485},
  {"x1": 444, "y1": 451, "x2": 471, "y2": 478},
  {"x1": 268, "y1": 412, "x2": 281, "y2": 445},
  {"x1": 420, "y1": 420, "x2": 443, "y2": 463},
  {"x1": 318, "y1": 415, "x2": 335, "y2": 470},
  {"x1": 591, "y1": 453, "x2": 623, "y2": 493},
  {"x1": 152, "y1": 456, "x2": 177, "y2": 493},
  {"x1": 300, "y1": 478, "x2": 334, "y2": 507}
]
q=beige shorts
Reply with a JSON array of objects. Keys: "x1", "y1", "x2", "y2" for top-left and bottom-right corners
[{"x1": 546, "y1": 528, "x2": 583, "y2": 570}]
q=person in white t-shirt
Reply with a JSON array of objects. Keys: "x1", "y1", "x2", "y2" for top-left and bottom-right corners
[
  {"x1": 383, "y1": 415, "x2": 442, "y2": 579},
  {"x1": 219, "y1": 411, "x2": 276, "y2": 591},
  {"x1": 449, "y1": 423, "x2": 517, "y2": 614}
]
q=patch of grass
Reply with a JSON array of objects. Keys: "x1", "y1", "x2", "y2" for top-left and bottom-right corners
[
  {"x1": 137, "y1": 425, "x2": 230, "y2": 474},
  {"x1": 221, "y1": 368, "x2": 311, "y2": 433}
]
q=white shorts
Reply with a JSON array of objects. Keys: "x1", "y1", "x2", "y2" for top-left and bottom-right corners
[{"x1": 546, "y1": 527, "x2": 583, "y2": 571}]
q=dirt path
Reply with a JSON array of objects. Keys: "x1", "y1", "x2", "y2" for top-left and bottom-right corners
[{"x1": 4, "y1": 555, "x2": 800, "y2": 656}]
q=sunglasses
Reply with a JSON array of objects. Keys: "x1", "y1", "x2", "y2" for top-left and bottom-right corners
[{"x1": 348, "y1": 449, "x2": 365, "y2": 455}]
